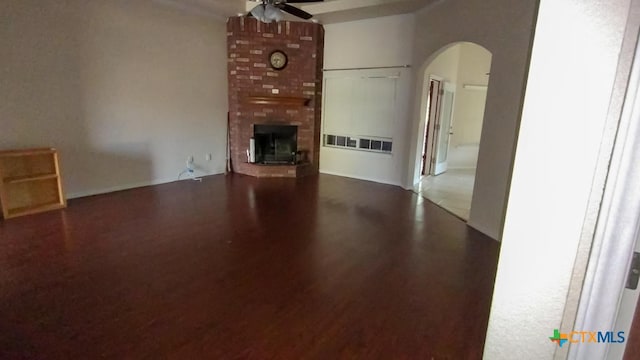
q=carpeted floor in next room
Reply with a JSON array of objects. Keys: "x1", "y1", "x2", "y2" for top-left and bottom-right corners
[{"x1": 0, "y1": 173, "x2": 499, "y2": 359}]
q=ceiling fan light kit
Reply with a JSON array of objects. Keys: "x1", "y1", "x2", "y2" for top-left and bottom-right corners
[
  {"x1": 265, "y1": 4, "x2": 285, "y2": 22},
  {"x1": 250, "y1": 4, "x2": 284, "y2": 23},
  {"x1": 248, "y1": 0, "x2": 322, "y2": 23}
]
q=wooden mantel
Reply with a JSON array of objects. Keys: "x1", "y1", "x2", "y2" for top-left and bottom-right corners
[{"x1": 245, "y1": 96, "x2": 310, "y2": 106}]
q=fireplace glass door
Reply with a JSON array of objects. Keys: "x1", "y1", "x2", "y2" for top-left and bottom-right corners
[{"x1": 254, "y1": 125, "x2": 298, "y2": 164}]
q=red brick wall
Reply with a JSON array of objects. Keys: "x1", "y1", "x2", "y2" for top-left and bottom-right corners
[{"x1": 226, "y1": 17, "x2": 324, "y2": 177}]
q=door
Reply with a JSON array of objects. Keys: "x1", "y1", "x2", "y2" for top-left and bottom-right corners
[
  {"x1": 432, "y1": 82, "x2": 455, "y2": 175},
  {"x1": 421, "y1": 78, "x2": 443, "y2": 176},
  {"x1": 608, "y1": 135, "x2": 640, "y2": 360}
]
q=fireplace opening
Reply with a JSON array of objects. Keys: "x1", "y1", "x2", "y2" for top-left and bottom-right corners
[{"x1": 254, "y1": 125, "x2": 298, "y2": 164}]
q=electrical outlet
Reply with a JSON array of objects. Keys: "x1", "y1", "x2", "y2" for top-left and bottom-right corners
[{"x1": 206, "y1": 153, "x2": 212, "y2": 161}]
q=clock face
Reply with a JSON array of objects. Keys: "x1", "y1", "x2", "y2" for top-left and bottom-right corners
[{"x1": 269, "y1": 50, "x2": 288, "y2": 70}]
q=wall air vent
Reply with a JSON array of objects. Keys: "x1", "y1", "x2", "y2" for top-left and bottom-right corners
[{"x1": 324, "y1": 134, "x2": 392, "y2": 154}]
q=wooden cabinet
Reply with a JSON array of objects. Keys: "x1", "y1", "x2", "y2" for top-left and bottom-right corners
[{"x1": 0, "y1": 148, "x2": 66, "y2": 219}]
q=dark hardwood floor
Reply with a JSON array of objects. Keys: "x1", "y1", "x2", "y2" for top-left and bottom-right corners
[
  {"x1": 625, "y1": 294, "x2": 640, "y2": 359},
  {"x1": 0, "y1": 174, "x2": 499, "y2": 359}
]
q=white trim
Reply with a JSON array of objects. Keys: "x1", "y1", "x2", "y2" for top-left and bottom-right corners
[
  {"x1": 466, "y1": 218, "x2": 498, "y2": 241},
  {"x1": 419, "y1": 75, "x2": 443, "y2": 181},
  {"x1": 447, "y1": 166, "x2": 477, "y2": 170},
  {"x1": 569, "y1": 24, "x2": 640, "y2": 359},
  {"x1": 66, "y1": 171, "x2": 224, "y2": 199},
  {"x1": 433, "y1": 81, "x2": 456, "y2": 175},
  {"x1": 319, "y1": 170, "x2": 403, "y2": 187}
]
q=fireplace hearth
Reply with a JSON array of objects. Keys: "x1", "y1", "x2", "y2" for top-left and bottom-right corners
[{"x1": 254, "y1": 125, "x2": 297, "y2": 165}]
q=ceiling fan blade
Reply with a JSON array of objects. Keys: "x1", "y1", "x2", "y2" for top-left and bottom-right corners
[{"x1": 280, "y1": 4, "x2": 313, "y2": 19}]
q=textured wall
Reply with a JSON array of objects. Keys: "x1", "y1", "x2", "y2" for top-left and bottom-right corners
[
  {"x1": 320, "y1": 14, "x2": 415, "y2": 186},
  {"x1": 407, "y1": 0, "x2": 538, "y2": 240},
  {"x1": 485, "y1": 0, "x2": 634, "y2": 358},
  {"x1": 0, "y1": 0, "x2": 229, "y2": 198}
]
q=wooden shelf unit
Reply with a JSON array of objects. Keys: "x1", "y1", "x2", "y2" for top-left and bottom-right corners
[{"x1": 0, "y1": 148, "x2": 66, "y2": 219}]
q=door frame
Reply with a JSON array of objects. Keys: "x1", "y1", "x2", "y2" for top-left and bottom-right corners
[
  {"x1": 421, "y1": 75, "x2": 444, "y2": 177},
  {"x1": 567, "y1": 22, "x2": 640, "y2": 359},
  {"x1": 432, "y1": 81, "x2": 456, "y2": 175}
]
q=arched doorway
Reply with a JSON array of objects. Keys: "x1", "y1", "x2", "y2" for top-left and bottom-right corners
[{"x1": 413, "y1": 42, "x2": 492, "y2": 220}]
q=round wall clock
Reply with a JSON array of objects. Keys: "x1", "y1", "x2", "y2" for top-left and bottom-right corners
[{"x1": 269, "y1": 50, "x2": 288, "y2": 70}]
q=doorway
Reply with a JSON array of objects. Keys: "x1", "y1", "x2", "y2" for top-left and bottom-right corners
[
  {"x1": 433, "y1": 82, "x2": 456, "y2": 175},
  {"x1": 420, "y1": 77, "x2": 443, "y2": 176},
  {"x1": 413, "y1": 42, "x2": 492, "y2": 221}
]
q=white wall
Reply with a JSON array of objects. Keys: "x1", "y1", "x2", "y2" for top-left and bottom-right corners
[
  {"x1": 451, "y1": 43, "x2": 491, "y2": 147},
  {"x1": 449, "y1": 43, "x2": 491, "y2": 169},
  {"x1": 407, "y1": 0, "x2": 538, "y2": 240},
  {"x1": 424, "y1": 44, "x2": 460, "y2": 84},
  {"x1": 484, "y1": 0, "x2": 634, "y2": 358},
  {"x1": 323, "y1": 14, "x2": 415, "y2": 70},
  {"x1": 320, "y1": 14, "x2": 415, "y2": 186},
  {"x1": 0, "y1": 0, "x2": 228, "y2": 198}
]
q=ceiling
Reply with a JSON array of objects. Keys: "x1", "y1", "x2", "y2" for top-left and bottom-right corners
[{"x1": 155, "y1": 0, "x2": 441, "y2": 23}]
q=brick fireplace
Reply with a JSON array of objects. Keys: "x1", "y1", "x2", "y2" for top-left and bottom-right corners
[{"x1": 226, "y1": 17, "x2": 324, "y2": 178}]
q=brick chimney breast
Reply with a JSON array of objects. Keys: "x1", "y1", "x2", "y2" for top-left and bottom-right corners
[{"x1": 227, "y1": 17, "x2": 324, "y2": 178}]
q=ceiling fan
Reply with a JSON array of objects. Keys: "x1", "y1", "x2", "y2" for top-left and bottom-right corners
[{"x1": 248, "y1": 0, "x2": 323, "y2": 23}]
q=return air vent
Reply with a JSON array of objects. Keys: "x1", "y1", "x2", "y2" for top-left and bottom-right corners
[{"x1": 324, "y1": 134, "x2": 392, "y2": 154}]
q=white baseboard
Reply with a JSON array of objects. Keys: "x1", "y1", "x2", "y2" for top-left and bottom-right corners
[
  {"x1": 66, "y1": 171, "x2": 224, "y2": 199},
  {"x1": 319, "y1": 170, "x2": 403, "y2": 188},
  {"x1": 467, "y1": 219, "x2": 499, "y2": 241},
  {"x1": 447, "y1": 166, "x2": 477, "y2": 170}
]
